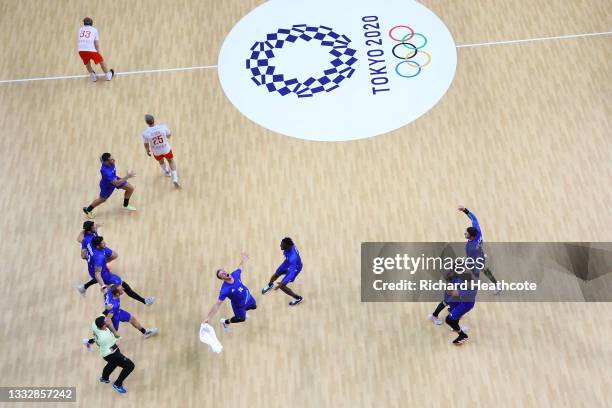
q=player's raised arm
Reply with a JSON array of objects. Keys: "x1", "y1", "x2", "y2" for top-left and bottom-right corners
[
  {"x1": 237, "y1": 252, "x2": 249, "y2": 271},
  {"x1": 458, "y1": 206, "x2": 481, "y2": 238},
  {"x1": 77, "y1": 230, "x2": 85, "y2": 244}
]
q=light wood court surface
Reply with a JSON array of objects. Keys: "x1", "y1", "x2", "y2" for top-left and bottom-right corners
[{"x1": 0, "y1": 0, "x2": 611, "y2": 407}]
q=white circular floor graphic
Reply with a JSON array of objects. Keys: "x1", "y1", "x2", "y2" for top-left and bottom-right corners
[{"x1": 218, "y1": 0, "x2": 457, "y2": 142}]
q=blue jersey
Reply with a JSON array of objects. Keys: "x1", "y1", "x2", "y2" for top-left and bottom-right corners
[
  {"x1": 82, "y1": 231, "x2": 98, "y2": 254},
  {"x1": 100, "y1": 162, "x2": 119, "y2": 189},
  {"x1": 465, "y1": 211, "x2": 484, "y2": 265},
  {"x1": 218, "y1": 269, "x2": 252, "y2": 307},
  {"x1": 278, "y1": 246, "x2": 302, "y2": 273},
  {"x1": 88, "y1": 246, "x2": 113, "y2": 277},
  {"x1": 104, "y1": 290, "x2": 121, "y2": 316}
]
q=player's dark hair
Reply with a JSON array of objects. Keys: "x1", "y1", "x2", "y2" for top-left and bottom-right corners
[
  {"x1": 281, "y1": 237, "x2": 294, "y2": 250},
  {"x1": 95, "y1": 315, "x2": 106, "y2": 329},
  {"x1": 83, "y1": 17, "x2": 93, "y2": 26},
  {"x1": 216, "y1": 269, "x2": 223, "y2": 279},
  {"x1": 92, "y1": 236, "x2": 104, "y2": 247},
  {"x1": 145, "y1": 114, "x2": 155, "y2": 126},
  {"x1": 110, "y1": 284, "x2": 121, "y2": 296},
  {"x1": 83, "y1": 221, "x2": 94, "y2": 231},
  {"x1": 466, "y1": 227, "x2": 478, "y2": 238},
  {"x1": 100, "y1": 152, "x2": 112, "y2": 162}
]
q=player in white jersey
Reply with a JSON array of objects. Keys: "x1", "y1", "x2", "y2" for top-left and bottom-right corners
[
  {"x1": 78, "y1": 17, "x2": 114, "y2": 82},
  {"x1": 142, "y1": 114, "x2": 180, "y2": 188}
]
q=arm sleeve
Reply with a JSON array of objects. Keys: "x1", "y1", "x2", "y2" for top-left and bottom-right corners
[
  {"x1": 218, "y1": 288, "x2": 227, "y2": 302},
  {"x1": 467, "y1": 211, "x2": 482, "y2": 240}
]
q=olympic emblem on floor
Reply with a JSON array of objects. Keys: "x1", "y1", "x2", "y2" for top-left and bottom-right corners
[
  {"x1": 245, "y1": 24, "x2": 358, "y2": 98},
  {"x1": 388, "y1": 25, "x2": 431, "y2": 78}
]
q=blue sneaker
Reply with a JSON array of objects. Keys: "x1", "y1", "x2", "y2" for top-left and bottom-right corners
[
  {"x1": 99, "y1": 377, "x2": 110, "y2": 384},
  {"x1": 112, "y1": 384, "x2": 127, "y2": 394}
]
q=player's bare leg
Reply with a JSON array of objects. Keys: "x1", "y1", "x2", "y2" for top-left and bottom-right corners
[
  {"x1": 99, "y1": 60, "x2": 114, "y2": 81},
  {"x1": 83, "y1": 197, "x2": 107, "y2": 219},
  {"x1": 120, "y1": 183, "x2": 136, "y2": 211},
  {"x1": 262, "y1": 272, "x2": 282, "y2": 294},
  {"x1": 276, "y1": 282, "x2": 303, "y2": 306},
  {"x1": 129, "y1": 316, "x2": 158, "y2": 338},
  {"x1": 158, "y1": 158, "x2": 171, "y2": 177},
  {"x1": 85, "y1": 61, "x2": 97, "y2": 82},
  {"x1": 167, "y1": 157, "x2": 180, "y2": 188}
]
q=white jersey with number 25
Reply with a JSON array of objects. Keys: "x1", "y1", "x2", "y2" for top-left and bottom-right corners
[{"x1": 142, "y1": 124, "x2": 172, "y2": 156}]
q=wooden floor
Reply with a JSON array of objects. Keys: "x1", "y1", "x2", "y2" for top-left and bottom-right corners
[{"x1": 0, "y1": 1, "x2": 611, "y2": 407}]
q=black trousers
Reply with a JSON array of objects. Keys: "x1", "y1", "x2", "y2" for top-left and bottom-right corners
[{"x1": 102, "y1": 348, "x2": 135, "y2": 387}]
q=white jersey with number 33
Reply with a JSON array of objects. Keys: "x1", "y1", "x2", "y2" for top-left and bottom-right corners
[
  {"x1": 142, "y1": 124, "x2": 172, "y2": 156},
  {"x1": 77, "y1": 26, "x2": 99, "y2": 52}
]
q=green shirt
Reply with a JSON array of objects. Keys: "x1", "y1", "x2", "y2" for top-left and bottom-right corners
[{"x1": 91, "y1": 316, "x2": 117, "y2": 357}]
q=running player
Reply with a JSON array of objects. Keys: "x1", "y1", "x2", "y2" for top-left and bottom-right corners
[
  {"x1": 83, "y1": 285, "x2": 159, "y2": 350},
  {"x1": 458, "y1": 205, "x2": 500, "y2": 291},
  {"x1": 76, "y1": 221, "x2": 101, "y2": 296},
  {"x1": 77, "y1": 17, "x2": 114, "y2": 82},
  {"x1": 88, "y1": 236, "x2": 155, "y2": 306},
  {"x1": 141, "y1": 114, "x2": 180, "y2": 188},
  {"x1": 203, "y1": 253, "x2": 257, "y2": 332},
  {"x1": 83, "y1": 153, "x2": 136, "y2": 219},
  {"x1": 261, "y1": 237, "x2": 303, "y2": 306}
]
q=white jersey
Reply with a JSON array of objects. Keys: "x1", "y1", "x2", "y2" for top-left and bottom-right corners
[
  {"x1": 142, "y1": 124, "x2": 172, "y2": 156},
  {"x1": 78, "y1": 26, "x2": 99, "y2": 52}
]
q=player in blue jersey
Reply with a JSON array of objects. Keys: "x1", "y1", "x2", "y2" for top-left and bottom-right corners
[
  {"x1": 84, "y1": 284, "x2": 158, "y2": 350},
  {"x1": 83, "y1": 153, "x2": 136, "y2": 219},
  {"x1": 444, "y1": 275, "x2": 477, "y2": 346},
  {"x1": 428, "y1": 273, "x2": 464, "y2": 326},
  {"x1": 76, "y1": 220, "x2": 101, "y2": 296},
  {"x1": 203, "y1": 253, "x2": 257, "y2": 332},
  {"x1": 458, "y1": 206, "x2": 499, "y2": 289},
  {"x1": 261, "y1": 237, "x2": 303, "y2": 306},
  {"x1": 88, "y1": 236, "x2": 155, "y2": 306}
]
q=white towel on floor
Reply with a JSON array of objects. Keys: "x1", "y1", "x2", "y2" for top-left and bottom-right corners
[{"x1": 199, "y1": 323, "x2": 223, "y2": 353}]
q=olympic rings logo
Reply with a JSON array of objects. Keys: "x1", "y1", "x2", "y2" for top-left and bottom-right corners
[{"x1": 388, "y1": 25, "x2": 430, "y2": 78}]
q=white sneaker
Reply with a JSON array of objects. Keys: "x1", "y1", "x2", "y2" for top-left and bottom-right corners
[
  {"x1": 427, "y1": 314, "x2": 443, "y2": 325},
  {"x1": 220, "y1": 318, "x2": 231, "y2": 333},
  {"x1": 163, "y1": 170, "x2": 171, "y2": 177},
  {"x1": 82, "y1": 339, "x2": 93, "y2": 351},
  {"x1": 144, "y1": 328, "x2": 159, "y2": 338},
  {"x1": 172, "y1": 179, "x2": 181, "y2": 188},
  {"x1": 144, "y1": 297, "x2": 155, "y2": 306},
  {"x1": 261, "y1": 283, "x2": 273, "y2": 295},
  {"x1": 89, "y1": 72, "x2": 97, "y2": 82},
  {"x1": 77, "y1": 284, "x2": 86, "y2": 297},
  {"x1": 105, "y1": 69, "x2": 114, "y2": 81}
]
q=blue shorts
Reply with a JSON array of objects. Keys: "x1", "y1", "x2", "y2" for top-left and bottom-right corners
[
  {"x1": 279, "y1": 266, "x2": 302, "y2": 285},
  {"x1": 99, "y1": 180, "x2": 126, "y2": 199},
  {"x1": 111, "y1": 309, "x2": 132, "y2": 331},
  {"x1": 88, "y1": 270, "x2": 122, "y2": 285},
  {"x1": 231, "y1": 295, "x2": 257, "y2": 320},
  {"x1": 448, "y1": 302, "x2": 475, "y2": 321}
]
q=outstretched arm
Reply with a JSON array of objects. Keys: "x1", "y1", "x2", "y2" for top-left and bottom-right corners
[
  {"x1": 458, "y1": 206, "x2": 481, "y2": 232},
  {"x1": 203, "y1": 300, "x2": 223, "y2": 324},
  {"x1": 237, "y1": 252, "x2": 249, "y2": 271}
]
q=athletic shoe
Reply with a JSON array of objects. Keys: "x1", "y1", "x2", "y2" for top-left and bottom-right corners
[
  {"x1": 83, "y1": 207, "x2": 96, "y2": 219},
  {"x1": 106, "y1": 69, "x2": 114, "y2": 81},
  {"x1": 220, "y1": 318, "x2": 230, "y2": 332},
  {"x1": 82, "y1": 339, "x2": 92, "y2": 351},
  {"x1": 261, "y1": 283, "x2": 273, "y2": 295},
  {"x1": 289, "y1": 296, "x2": 303, "y2": 306},
  {"x1": 90, "y1": 72, "x2": 97, "y2": 82},
  {"x1": 428, "y1": 314, "x2": 443, "y2": 325},
  {"x1": 77, "y1": 284, "x2": 86, "y2": 297},
  {"x1": 494, "y1": 289, "x2": 502, "y2": 296},
  {"x1": 99, "y1": 377, "x2": 110, "y2": 384},
  {"x1": 144, "y1": 297, "x2": 155, "y2": 306},
  {"x1": 163, "y1": 170, "x2": 171, "y2": 177},
  {"x1": 123, "y1": 204, "x2": 137, "y2": 211},
  {"x1": 173, "y1": 179, "x2": 181, "y2": 188},
  {"x1": 144, "y1": 328, "x2": 159, "y2": 338},
  {"x1": 452, "y1": 332, "x2": 469, "y2": 346},
  {"x1": 112, "y1": 384, "x2": 127, "y2": 394}
]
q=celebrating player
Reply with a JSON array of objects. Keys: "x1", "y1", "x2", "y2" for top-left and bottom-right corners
[
  {"x1": 142, "y1": 114, "x2": 180, "y2": 188},
  {"x1": 77, "y1": 17, "x2": 114, "y2": 82},
  {"x1": 261, "y1": 237, "x2": 303, "y2": 306},
  {"x1": 76, "y1": 220, "x2": 101, "y2": 296},
  {"x1": 83, "y1": 153, "x2": 136, "y2": 219},
  {"x1": 203, "y1": 253, "x2": 257, "y2": 332},
  {"x1": 88, "y1": 236, "x2": 155, "y2": 306}
]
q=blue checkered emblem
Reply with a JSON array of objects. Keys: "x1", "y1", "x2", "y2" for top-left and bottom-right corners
[{"x1": 246, "y1": 24, "x2": 358, "y2": 98}]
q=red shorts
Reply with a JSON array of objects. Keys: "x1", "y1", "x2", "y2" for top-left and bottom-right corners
[
  {"x1": 79, "y1": 51, "x2": 104, "y2": 65},
  {"x1": 154, "y1": 150, "x2": 174, "y2": 161}
]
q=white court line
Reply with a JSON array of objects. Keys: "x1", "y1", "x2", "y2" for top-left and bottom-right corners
[
  {"x1": 0, "y1": 31, "x2": 610, "y2": 84},
  {"x1": 456, "y1": 31, "x2": 612, "y2": 48}
]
